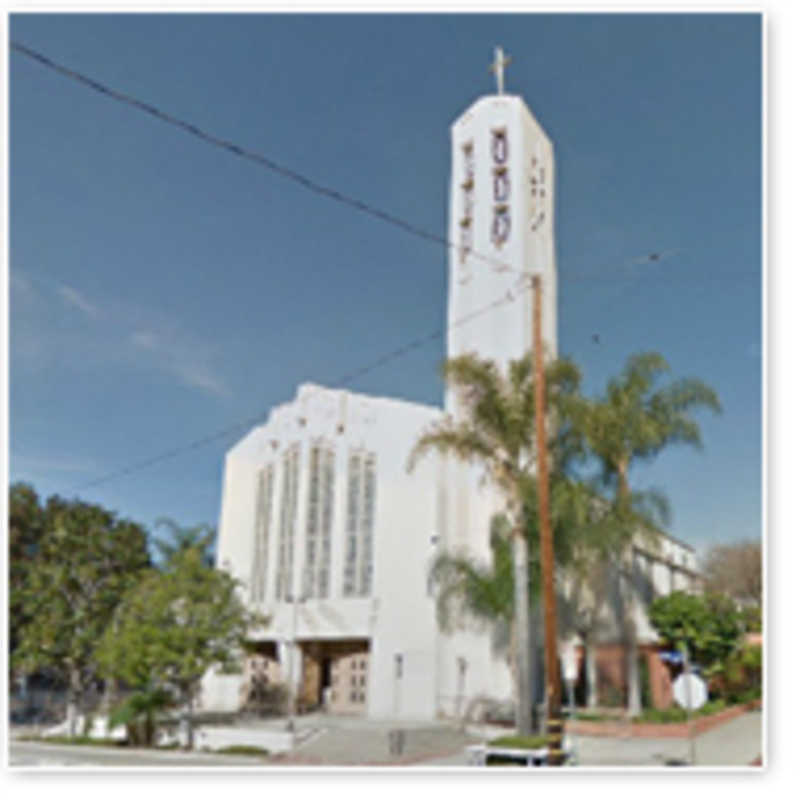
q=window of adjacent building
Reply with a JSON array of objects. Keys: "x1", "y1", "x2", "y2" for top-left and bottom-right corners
[
  {"x1": 249, "y1": 464, "x2": 274, "y2": 603},
  {"x1": 275, "y1": 444, "x2": 300, "y2": 601},
  {"x1": 343, "y1": 450, "x2": 377, "y2": 597},
  {"x1": 303, "y1": 442, "x2": 335, "y2": 599},
  {"x1": 642, "y1": 553, "x2": 654, "y2": 605}
]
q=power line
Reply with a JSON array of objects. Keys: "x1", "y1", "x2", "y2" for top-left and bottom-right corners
[
  {"x1": 69, "y1": 282, "x2": 529, "y2": 493},
  {"x1": 10, "y1": 40, "x2": 518, "y2": 278},
  {"x1": 11, "y1": 42, "x2": 759, "y2": 291},
  {"x1": 12, "y1": 42, "x2": 759, "y2": 493}
]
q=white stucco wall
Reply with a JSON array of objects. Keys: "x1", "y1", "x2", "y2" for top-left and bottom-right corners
[
  {"x1": 446, "y1": 94, "x2": 557, "y2": 399},
  {"x1": 215, "y1": 383, "x2": 445, "y2": 719}
]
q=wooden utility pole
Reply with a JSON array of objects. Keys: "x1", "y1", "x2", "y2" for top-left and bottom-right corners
[{"x1": 531, "y1": 274, "x2": 564, "y2": 766}]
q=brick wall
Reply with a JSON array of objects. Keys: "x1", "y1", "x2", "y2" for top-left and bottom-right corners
[{"x1": 645, "y1": 646, "x2": 674, "y2": 710}]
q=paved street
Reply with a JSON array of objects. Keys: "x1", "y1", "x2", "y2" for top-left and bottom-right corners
[{"x1": 9, "y1": 710, "x2": 762, "y2": 769}]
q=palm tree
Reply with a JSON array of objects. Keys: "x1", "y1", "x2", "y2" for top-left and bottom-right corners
[
  {"x1": 430, "y1": 513, "x2": 529, "y2": 719},
  {"x1": 152, "y1": 518, "x2": 216, "y2": 568},
  {"x1": 571, "y1": 352, "x2": 721, "y2": 716},
  {"x1": 408, "y1": 353, "x2": 582, "y2": 735}
]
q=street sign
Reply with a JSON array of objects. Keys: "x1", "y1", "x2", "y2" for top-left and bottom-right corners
[
  {"x1": 672, "y1": 673, "x2": 707, "y2": 711},
  {"x1": 659, "y1": 650, "x2": 684, "y2": 665}
]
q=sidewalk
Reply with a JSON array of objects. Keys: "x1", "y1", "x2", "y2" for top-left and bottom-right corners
[
  {"x1": 264, "y1": 713, "x2": 479, "y2": 766},
  {"x1": 10, "y1": 709, "x2": 762, "y2": 768},
  {"x1": 417, "y1": 711, "x2": 763, "y2": 768}
]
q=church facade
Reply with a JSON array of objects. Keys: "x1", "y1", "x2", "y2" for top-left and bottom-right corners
[{"x1": 205, "y1": 58, "x2": 699, "y2": 720}]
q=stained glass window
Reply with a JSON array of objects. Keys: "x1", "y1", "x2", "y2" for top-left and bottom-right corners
[
  {"x1": 460, "y1": 141, "x2": 474, "y2": 264},
  {"x1": 492, "y1": 207, "x2": 511, "y2": 245},
  {"x1": 463, "y1": 142, "x2": 474, "y2": 182},
  {"x1": 491, "y1": 129, "x2": 508, "y2": 164},
  {"x1": 493, "y1": 170, "x2": 510, "y2": 203}
]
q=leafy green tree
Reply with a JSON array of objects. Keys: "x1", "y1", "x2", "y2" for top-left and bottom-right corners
[
  {"x1": 569, "y1": 352, "x2": 721, "y2": 715},
  {"x1": 96, "y1": 545, "x2": 256, "y2": 749},
  {"x1": 409, "y1": 353, "x2": 584, "y2": 735},
  {"x1": 13, "y1": 497, "x2": 150, "y2": 734},
  {"x1": 648, "y1": 591, "x2": 742, "y2": 672},
  {"x1": 9, "y1": 483, "x2": 45, "y2": 664}
]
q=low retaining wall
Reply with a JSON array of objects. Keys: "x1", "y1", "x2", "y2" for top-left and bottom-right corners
[{"x1": 565, "y1": 701, "x2": 760, "y2": 739}]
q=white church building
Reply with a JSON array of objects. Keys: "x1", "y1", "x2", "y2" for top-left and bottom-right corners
[{"x1": 205, "y1": 51, "x2": 699, "y2": 720}]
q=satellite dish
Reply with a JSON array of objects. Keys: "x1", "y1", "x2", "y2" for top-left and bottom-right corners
[{"x1": 672, "y1": 673, "x2": 708, "y2": 711}]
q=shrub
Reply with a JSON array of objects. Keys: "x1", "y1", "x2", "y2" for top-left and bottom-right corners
[
  {"x1": 489, "y1": 735, "x2": 548, "y2": 750},
  {"x1": 575, "y1": 711, "x2": 617, "y2": 722},
  {"x1": 215, "y1": 745, "x2": 270, "y2": 757},
  {"x1": 108, "y1": 687, "x2": 175, "y2": 747},
  {"x1": 713, "y1": 644, "x2": 762, "y2": 704},
  {"x1": 596, "y1": 685, "x2": 623, "y2": 708},
  {"x1": 740, "y1": 605, "x2": 762, "y2": 633},
  {"x1": 242, "y1": 676, "x2": 289, "y2": 718},
  {"x1": 34, "y1": 736, "x2": 126, "y2": 747},
  {"x1": 634, "y1": 699, "x2": 728, "y2": 724}
]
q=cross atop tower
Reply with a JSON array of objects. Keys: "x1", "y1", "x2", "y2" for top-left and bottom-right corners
[{"x1": 489, "y1": 46, "x2": 511, "y2": 95}]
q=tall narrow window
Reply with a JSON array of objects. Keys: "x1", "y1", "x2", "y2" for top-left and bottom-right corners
[
  {"x1": 491, "y1": 129, "x2": 508, "y2": 164},
  {"x1": 343, "y1": 450, "x2": 377, "y2": 597},
  {"x1": 249, "y1": 464, "x2": 274, "y2": 603},
  {"x1": 490, "y1": 129, "x2": 510, "y2": 248},
  {"x1": 319, "y1": 448, "x2": 335, "y2": 598},
  {"x1": 303, "y1": 442, "x2": 336, "y2": 598},
  {"x1": 303, "y1": 445, "x2": 321, "y2": 597},
  {"x1": 275, "y1": 444, "x2": 300, "y2": 601},
  {"x1": 343, "y1": 452, "x2": 361, "y2": 596},
  {"x1": 358, "y1": 454, "x2": 376, "y2": 596}
]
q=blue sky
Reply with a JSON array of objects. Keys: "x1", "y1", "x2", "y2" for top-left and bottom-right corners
[{"x1": 8, "y1": 13, "x2": 762, "y2": 555}]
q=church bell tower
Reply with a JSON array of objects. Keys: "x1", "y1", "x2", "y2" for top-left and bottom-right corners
[{"x1": 445, "y1": 47, "x2": 558, "y2": 415}]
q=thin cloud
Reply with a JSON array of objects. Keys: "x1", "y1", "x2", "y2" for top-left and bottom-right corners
[
  {"x1": 10, "y1": 271, "x2": 33, "y2": 294},
  {"x1": 57, "y1": 285, "x2": 100, "y2": 319},
  {"x1": 130, "y1": 329, "x2": 230, "y2": 398},
  {"x1": 175, "y1": 364, "x2": 230, "y2": 398},
  {"x1": 131, "y1": 330, "x2": 159, "y2": 350},
  {"x1": 11, "y1": 272, "x2": 229, "y2": 400}
]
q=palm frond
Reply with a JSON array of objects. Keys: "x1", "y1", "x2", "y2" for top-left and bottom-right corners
[{"x1": 407, "y1": 423, "x2": 496, "y2": 473}]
